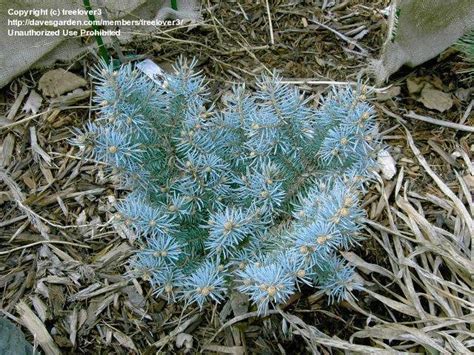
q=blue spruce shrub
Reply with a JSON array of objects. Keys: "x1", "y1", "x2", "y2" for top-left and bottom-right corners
[{"x1": 73, "y1": 58, "x2": 381, "y2": 314}]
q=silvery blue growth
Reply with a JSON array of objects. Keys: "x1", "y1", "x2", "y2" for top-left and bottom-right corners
[{"x1": 73, "y1": 57, "x2": 381, "y2": 314}]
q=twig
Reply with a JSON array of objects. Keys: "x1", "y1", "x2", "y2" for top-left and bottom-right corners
[
  {"x1": 0, "y1": 215, "x2": 27, "y2": 228},
  {"x1": 332, "y1": 0, "x2": 350, "y2": 12},
  {"x1": 237, "y1": 2, "x2": 249, "y2": 21},
  {"x1": 282, "y1": 79, "x2": 392, "y2": 93},
  {"x1": 374, "y1": 103, "x2": 407, "y2": 124},
  {"x1": 404, "y1": 111, "x2": 474, "y2": 133},
  {"x1": 265, "y1": 0, "x2": 275, "y2": 45},
  {"x1": 427, "y1": 139, "x2": 460, "y2": 167},
  {"x1": 17, "y1": 200, "x2": 113, "y2": 230},
  {"x1": 461, "y1": 99, "x2": 473, "y2": 124},
  {"x1": 309, "y1": 18, "x2": 368, "y2": 55},
  {"x1": 0, "y1": 110, "x2": 50, "y2": 130},
  {"x1": 0, "y1": 240, "x2": 91, "y2": 256}
]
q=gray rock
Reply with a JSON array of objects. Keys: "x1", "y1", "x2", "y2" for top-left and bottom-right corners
[{"x1": 0, "y1": 317, "x2": 33, "y2": 355}]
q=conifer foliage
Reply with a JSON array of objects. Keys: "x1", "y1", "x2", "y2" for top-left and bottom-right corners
[{"x1": 73, "y1": 58, "x2": 381, "y2": 314}]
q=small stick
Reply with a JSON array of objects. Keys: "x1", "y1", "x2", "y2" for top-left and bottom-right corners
[
  {"x1": 405, "y1": 111, "x2": 474, "y2": 133},
  {"x1": 374, "y1": 103, "x2": 407, "y2": 124},
  {"x1": 309, "y1": 18, "x2": 367, "y2": 55},
  {"x1": 332, "y1": 0, "x2": 350, "y2": 12},
  {"x1": 0, "y1": 240, "x2": 91, "y2": 256},
  {"x1": 265, "y1": 0, "x2": 275, "y2": 45},
  {"x1": 282, "y1": 79, "x2": 392, "y2": 93},
  {"x1": 237, "y1": 1, "x2": 249, "y2": 20},
  {"x1": 461, "y1": 99, "x2": 473, "y2": 124},
  {"x1": 0, "y1": 110, "x2": 50, "y2": 130},
  {"x1": 7, "y1": 84, "x2": 28, "y2": 120}
]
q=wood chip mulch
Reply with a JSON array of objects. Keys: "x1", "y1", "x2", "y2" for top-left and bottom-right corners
[{"x1": 1, "y1": 0, "x2": 472, "y2": 353}]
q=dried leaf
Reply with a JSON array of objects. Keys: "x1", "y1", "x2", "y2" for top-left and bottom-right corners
[
  {"x1": 38, "y1": 69, "x2": 87, "y2": 97},
  {"x1": 341, "y1": 251, "x2": 393, "y2": 278},
  {"x1": 419, "y1": 86, "x2": 453, "y2": 112},
  {"x1": 113, "y1": 330, "x2": 138, "y2": 352},
  {"x1": 352, "y1": 324, "x2": 446, "y2": 353}
]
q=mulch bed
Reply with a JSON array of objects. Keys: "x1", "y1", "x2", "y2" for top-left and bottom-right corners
[{"x1": 1, "y1": 0, "x2": 472, "y2": 353}]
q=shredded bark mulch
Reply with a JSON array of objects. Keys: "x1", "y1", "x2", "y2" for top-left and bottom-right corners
[{"x1": 1, "y1": 0, "x2": 472, "y2": 353}]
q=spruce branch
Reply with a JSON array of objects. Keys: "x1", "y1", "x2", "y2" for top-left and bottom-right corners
[{"x1": 73, "y1": 58, "x2": 381, "y2": 314}]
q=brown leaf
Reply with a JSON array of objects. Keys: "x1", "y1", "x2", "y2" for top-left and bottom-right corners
[
  {"x1": 38, "y1": 69, "x2": 87, "y2": 97},
  {"x1": 406, "y1": 77, "x2": 425, "y2": 95},
  {"x1": 419, "y1": 85, "x2": 453, "y2": 112}
]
